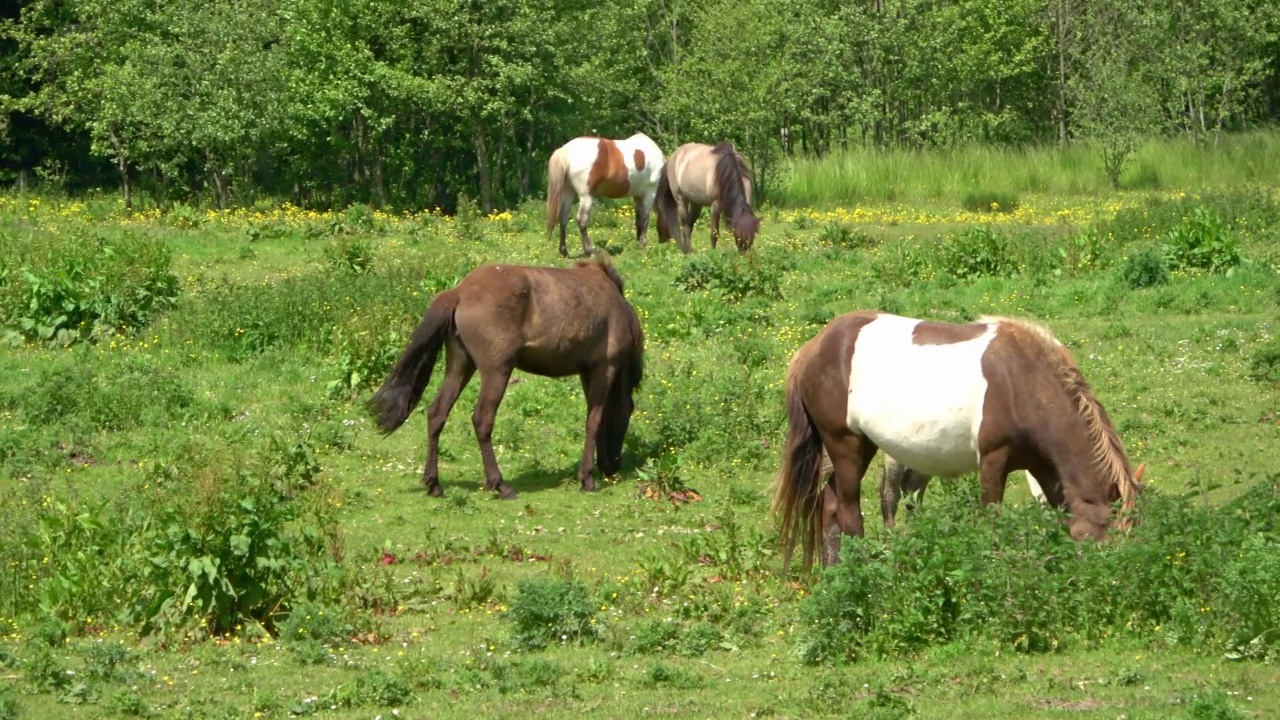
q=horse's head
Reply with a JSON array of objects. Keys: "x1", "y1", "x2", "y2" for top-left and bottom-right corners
[{"x1": 732, "y1": 213, "x2": 761, "y2": 253}]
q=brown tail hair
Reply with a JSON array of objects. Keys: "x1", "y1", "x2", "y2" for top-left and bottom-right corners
[
  {"x1": 772, "y1": 357, "x2": 827, "y2": 571},
  {"x1": 367, "y1": 290, "x2": 461, "y2": 434},
  {"x1": 653, "y1": 169, "x2": 681, "y2": 248},
  {"x1": 545, "y1": 148, "x2": 569, "y2": 236}
]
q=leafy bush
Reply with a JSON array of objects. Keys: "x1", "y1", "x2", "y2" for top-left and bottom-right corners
[
  {"x1": 326, "y1": 306, "x2": 410, "y2": 397},
  {"x1": 506, "y1": 576, "x2": 598, "y2": 650},
  {"x1": 1121, "y1": 248, "x2": 1169, "y2": 289},
  {"x1": 1161, "y1": 207, "x2": 1241, "y2": 273},
  {"x1": 673, "y1": 252, "x2": 784, "y2": 301},
  {"x1": 936, "y1": 227, "x2": 1018, "y2": 280},
  {"x1": 797, "y1": 474, "x2": 1280, "y2": 664},
  {"x1": 1248, "y1": 337, "x2": 1280, "y2": 384},
  {"x1": 1057, "y1": 228, "x2": 1107, "y2": 276},
  {"x1": 816, "y1": 222, "x2": 876, "y2": 250},
  {"x1": 323, "y1": 236, "x2": 375, "y2": 274},
  {"x1": 0, "y1": 228, "x2": 180, "y2": 346}
]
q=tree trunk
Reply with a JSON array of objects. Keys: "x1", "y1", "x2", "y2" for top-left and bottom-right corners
[
  {"x1": 111, "y1": 132, "x2": 132, "y2": 211},
  {"x1": 474, "y1": 119, "x2": 493, "y2": 214},
  {"x1": 1056, "y1": 0, "x2": 1070, "y2": 147}
]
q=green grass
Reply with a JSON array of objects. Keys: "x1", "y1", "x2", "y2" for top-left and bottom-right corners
[
  {"x1": 2, "y1": 190, "x2": 1279, "y2": 718},
  {"x1": 776, "y1": 129, "x2": 1280, "y2": 207}
]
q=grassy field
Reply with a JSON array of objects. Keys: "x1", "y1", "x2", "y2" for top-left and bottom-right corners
[{"x1": 1, "y1": 186, "x2": 1280, "y2": 719}]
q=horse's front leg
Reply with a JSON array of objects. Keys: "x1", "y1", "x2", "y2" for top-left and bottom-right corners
[
  {"x1": 709, "y1": 201, "x2": 721, "y2": 249},
  {"x1": 472, "y1": 366, "x2": 516, "y2": 498},
  {"x1": 576, "y1": 366, "x2": 615, "y2": 491}
]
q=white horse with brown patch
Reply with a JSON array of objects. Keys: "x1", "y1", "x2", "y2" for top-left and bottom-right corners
[
  {"x1": 775, "y1": 311, "x2": 1145, "y2": 568},
  {"x1": 546, "y1": 133, "x2": 666, "y2": 258}
]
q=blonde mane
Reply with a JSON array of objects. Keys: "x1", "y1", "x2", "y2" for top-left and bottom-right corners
[{"x1": 987, "y1": 316, "x2": 1142, "y2": 521}]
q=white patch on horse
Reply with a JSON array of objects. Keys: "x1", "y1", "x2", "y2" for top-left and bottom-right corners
[{"x1": 846, "y1": 314, "x2": 996, "y2": 478}]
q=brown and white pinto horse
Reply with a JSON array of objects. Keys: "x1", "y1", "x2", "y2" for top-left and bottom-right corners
[
  {"x1": 546, "y1": 133, "x2": 666, "y2": 258},
  {"x1": 368, "y1": 257, "x2": 644, "y2": 500},
  {"x1": 775, "y1": 311, "x2": 1145, "y2": 568},
  {"x1": 654, "y1": 141, "x2": 760, "y2": 254}
]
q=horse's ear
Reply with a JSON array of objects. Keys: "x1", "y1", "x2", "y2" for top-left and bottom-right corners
[{"x1": 1133, "y1": 462, "x2": 1147, "y2": 483}]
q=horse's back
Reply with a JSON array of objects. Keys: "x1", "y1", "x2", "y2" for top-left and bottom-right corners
[
  {"x1": 839, "y1": 313, "x2": 998, "y2": 478},
  {"x1": 452, "y1": 263, "x2": 631, "y2": 376},
  {"x1": 668, "y1": 143, "x2": 718, "y2": 203}
]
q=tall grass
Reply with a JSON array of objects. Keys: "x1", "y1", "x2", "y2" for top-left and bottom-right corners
[{"x1": 775, "y1": 129, "x2": 1280, "y2": 207}]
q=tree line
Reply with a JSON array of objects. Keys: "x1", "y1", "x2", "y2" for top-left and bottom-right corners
[{"x1": 1, "y1": 0, "x2": 1278, "y2": 212}]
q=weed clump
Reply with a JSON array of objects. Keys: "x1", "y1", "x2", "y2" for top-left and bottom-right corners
[
  {"x1": 961, "y1": 190, "x2": 1020, "y2": 214},
  {"x1": 1121, "y1": 248, "x2": 1169, "y2": 289},
  {"x1": 506, "y1": 576, "x2": 598, "y2": 651}
]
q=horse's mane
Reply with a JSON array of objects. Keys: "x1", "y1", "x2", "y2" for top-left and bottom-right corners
[
  {"x1": 710, "y1": 143, "x2": 760, "y2": 240},
  {"x1": 575, "y1": 255, "x2": 625, "y2": 295},
  {"x1": 983, "y1": 315, "x2": 1142, "y2": 516}
]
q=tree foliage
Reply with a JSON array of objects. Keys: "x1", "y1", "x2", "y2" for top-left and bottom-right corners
[{"x1": 1, "y1": 0, "x2": 1279, "y2": 207}]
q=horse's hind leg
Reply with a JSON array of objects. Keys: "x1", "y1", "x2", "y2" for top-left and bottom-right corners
[
  {"x1": 818, "y1": 431, "x2": 878, "y2": 565},
  {"x1": 575, "y1": 365, "x2": 615, "y2": 491},
  {"x1": 422, "y1": 339, "x2": 476, "y2": 496},
  {"x1": 576, "y1": 195, "x2": 596, "y2": 256},
  {"x1": 472, "y1": 365, "x2": 516, "y2": 498}
]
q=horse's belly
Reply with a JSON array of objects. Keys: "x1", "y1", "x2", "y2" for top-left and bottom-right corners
[{"x1": 845, "y1": 316, "x2": 992, "y2": 478}]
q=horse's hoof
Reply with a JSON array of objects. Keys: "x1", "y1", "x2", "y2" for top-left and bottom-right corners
[
  {"x1": 426, "y1": 484, "x2": 444, "y2": 498},
  {"x1": 580, "y1": 482, "x2": 598, "y2": 493},
  {"x1": 497, "y1": 484, "x2": 518, "y2": 500}
]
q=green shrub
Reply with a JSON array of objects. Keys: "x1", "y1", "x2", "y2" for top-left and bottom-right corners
[
  {"x1": 1162, "y1": 207, "x2": 1241, "y2": 273},
  {"x1": 816, "y1": 222, "x2": 876, "y2": 250},
  {"x1": 673, "y1": 251, "x2": 785, "y2": 301},
  {"x1": 630, "y1": 617, "x2": 679, "y2": 655},
  {"x1": 936, "y1": 227, "x2": 1018, "y2": 280},
  {"x1": 326, "y1": 306, "x2": 410, "y2": 397},
  {"x1": 506, "y1": 576, "x2": 598, "y2": 651},
  {"x1": 796, "y1": 474, "x2": 1280, "y2": 664},
  {"x1": 323, "y1": 236, "x2": 375, "y2": 274},
  {"x1": 1121, "y1": 248, "x2": 1169, "y2": 289},
  {"x1": 0, "y1": 228, "x2": 180, "y2": 346},
  {"x1": 1248, "y1": 337, "x2": 1280, "y2": 384}
]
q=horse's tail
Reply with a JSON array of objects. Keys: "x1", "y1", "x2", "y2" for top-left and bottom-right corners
[
  {"x1": 546, "y1": 147, "x2": 569, "y2": 236},
  {"x1": 653, "y1": 168, "x2": 680, "y2": 247},
  {"x1": 367, "y1": 290, "x2": 461, "y2": 434},
  {"x1": 711, "y1": 142, "x2": 761, "y2": 248},
  {"x1": 772, "y1": 350, "x2": 827, "y2": 571}
]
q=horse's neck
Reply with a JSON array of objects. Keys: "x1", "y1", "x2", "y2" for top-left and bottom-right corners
[{"x1": 1037, "y1": 414, "x2": 1108, "y2": 498}]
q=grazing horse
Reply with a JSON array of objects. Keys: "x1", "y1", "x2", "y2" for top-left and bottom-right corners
[
  {"x1": 546, "y1": 133, "x2": 666, "y2": 258},
  {"x1": 368, "y1": 257, "x2": 645, "y2": 500},
  {"x1": 654, "y1": 141, "x2": 760, "y2": 254},
  {"x1": 775, "y1": 311, "x2": 1145, "y2": 568}
]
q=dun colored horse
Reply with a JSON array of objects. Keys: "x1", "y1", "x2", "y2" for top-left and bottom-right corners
[
  {"x1": 655, "y1": 141, "x2": 760, "y2": 254},
  {"x1": 776, "y1": 311, "x2": 1145, "y2": 568},
  {"x1": 546, "y1": 133, "x2": 666, "y2": 258},
  {"x1": 368, "y1": 257, "x2": 645, "y2": 499}
]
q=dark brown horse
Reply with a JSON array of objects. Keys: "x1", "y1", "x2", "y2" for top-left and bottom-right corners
[
  {"x1": 654, "y1": 141, "x2": 760, "y2": 254},
  {"x1": 368, "y1": 257, "x2": 645, "y2": 499},
  {"x1": 775, "y1": 311, "x2": 1145, "y2": 568}
]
